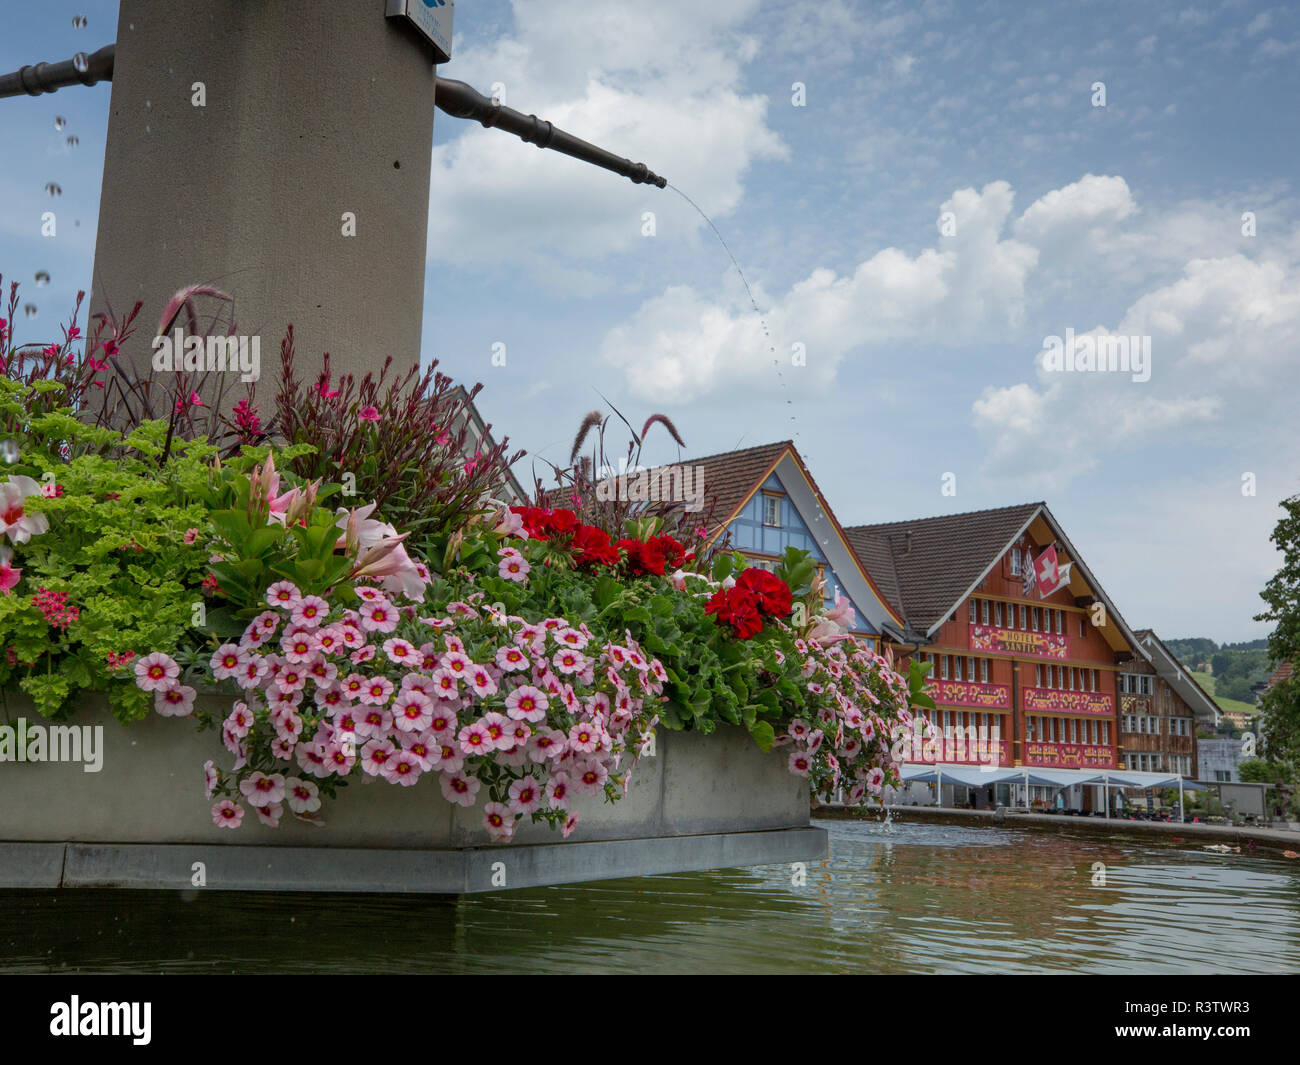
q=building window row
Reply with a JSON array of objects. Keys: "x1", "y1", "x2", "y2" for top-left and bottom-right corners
[
  {"x1": 1025, "y1": 716, "x2": 1110, "y2": 746},
  {"x1": 1118, "y1": 673, "x2": 1154, "y2": 696},
  {"x1": 969, "y1": 598, "x2": 1067, "y2": 635},
  {"x1": 1121, "y1": 714, "x2": 1165, "y2": 734},
  {"x1": 1124, "y1": 754, "x2": 1193, "y2": 776},
  {"x1": 1033, "y1": 664, "x2": 1100, "y2": 691},
  {"x1": 922, "y1": 653, "x2": 992, "y2": 684}
]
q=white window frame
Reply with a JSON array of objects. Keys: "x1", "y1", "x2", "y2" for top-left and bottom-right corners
[
  {"x1": 982, "y1": 600, "x2": 990, "y2": 625},
  {"x1": 762, "y1": 494, "x2": 782, "y2": 527},
  {"x1": 1011, "y1": 548, "x2": 1021, "y2": 576},
  {"x1": 969, "y1": 600, "x2": 976, "y2": 624}
]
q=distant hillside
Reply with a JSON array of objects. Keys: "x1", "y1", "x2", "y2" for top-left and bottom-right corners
[
  {"x1": 1165, "y1": 637, "x2": 1271, "y2": 703},
  {"x1": 1190, "y1": 671, "x2": 1259, "y2": 719}
]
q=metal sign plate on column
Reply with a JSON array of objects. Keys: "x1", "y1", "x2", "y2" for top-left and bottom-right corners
[{"x1": 386, "y1": 0, "x2": 454, "y2": 64}]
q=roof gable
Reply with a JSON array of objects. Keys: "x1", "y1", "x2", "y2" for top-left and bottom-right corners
[{"x1": 845, "y1": 503, "x2": 1041, "y2": 633}]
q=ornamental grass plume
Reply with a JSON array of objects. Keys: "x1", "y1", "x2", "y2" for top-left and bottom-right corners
[{"x1": 536, "y1": 403, "x2": 720, "y2": 562}]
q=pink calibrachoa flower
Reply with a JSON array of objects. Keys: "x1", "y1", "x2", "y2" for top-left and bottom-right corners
[
  {"x1": 224, "y1": 703, "x2": 254, "y2": 739},
  {"x1": 501, "y1": 681, "x2": 548, "y2": 723},
  {"x1": 155, "y1": 683, "x2": 197, "y2": 717},
  {"x1": 427, "y1": 705, "x2": 458, "y2": 737},
  {"x1": 360, "y1": 738, "x2": 397, "y2": 776},
  {"x1": 134, "y1": 652, "x2": 180, "y2": 692},
  {"x1": 212, "y1": 799, "x2": 244, "y2": 828},
  {"x1": 483, "y1": 801, "x2": 514, "y2": 841},
  {"x1": 265, "y1": 580, "x2": 303, "y2": 609},
  {"x1": 352, "y1": 585, "x2": 388, "y2": 604},
  {"x1": 568, "y1": 721, "x2": 601, "y2": 754},
  {"x1": 864, "y1": 766, "x2": 885, "y2": 793},
  {"x1": 572, "y1": 759, "x2": 609, "y2": 796},
  {"x1": 788, "y1": 750, "x2": 812, "y2": 777},
  {"x1": 210, "y1": 643, "x2": 248, "y2": 680},
  {"x1": 498, "y1": 555, "x2": 530, "y2": 582},
  {"x1": 358, "y1": 675, "x2": 395, "y2": 706},
  {"x1": 552, "y1": 648, "x2": 588, "y2": 676},
  {"x1": 508, "y1": 776, "x2": 544, "y2": 815},
  {"x1": 383, "y1": 751, "x2": 422, "y2": 786},
  {"x1": 354, "y1": 705, "x2": 394, "y2": 739},
  {"x1": 203, "y1": 760, "x2": 218, "y2": 798},
  {"x1": 480, "y1": 711, "x2": 511, "y2": 750},
  {"x1": 359, "y1": 601, "x2": 399, "y2": 633},
  {"x1": 430, "y1": 667, "x2": 461, "y2": 700},
  {"x1": 402, "y1": 733, "x2": 439, "y2": 771},
  {"x1": 440, "y1": 772, "x2": 480, "y2": 808},
  {"x1": 280, "y1": 632, "x2": 318, "y2": 664},
  {"x1": 391, "y1": 690, "x2": 433, "y2": 733},
  {"x1": 529, "y1": 728, "x2": 567, "y2": 763},
  {"x1": 256, "y1": 803, "x2": 285, "y2": 828},
  {"x1": 468, "y1": 666, "x2": 498, "y2": 698},
  {"x1": 546, "y1": 771, "x2": 571, "y2": 810},
  {"x1": 239, "y1": 771, "x2": 286, "y2": 807},
  {"x1": 562, "y1": 812, "x2": 580, "y2": 839},
  {"x1": 382, "y1": 637, "x2": 417, "y2": 664},
  {"x1": 183, "y1": 527, "x2": 200, "y2": 545},
  {"x1": 291, "y1": 595, "x2": 330, "y2": 628},
  {"x1": 457, "y1": 720, "x2": 492, "y2": 756},
  {"x1": 495, "y1": 645, "x2": 529, "y2": 672},
  {"x1": 437, "y1": 743, "x2": 465, "y2": 775},
  {"x1": 350, "y1": 645, "x2": 377, "y2": 665}
]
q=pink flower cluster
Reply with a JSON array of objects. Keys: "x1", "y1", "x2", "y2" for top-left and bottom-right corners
[
  {"x1": 147, "y1": 579, "x2": 667, "y2": 840},
  {"x1": 31, "y1": 587, "x2": 80, "y2": 631},
  {"x1": 773, "y1": 630, "x2": 910, "y2": 803}
]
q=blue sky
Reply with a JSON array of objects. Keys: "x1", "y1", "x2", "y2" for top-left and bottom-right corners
[{"x1": 3, "y1": 0, "x2": 1298, "y2": 644}]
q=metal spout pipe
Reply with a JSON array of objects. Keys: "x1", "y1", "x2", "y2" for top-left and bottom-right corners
[
  {"x1": 0, "y1": 44, "x2": 667, "y2": 188},
  {"x1": 0, "y1": 44, "x2": 114, "y2": 97},
  {"x1": 432, "y1": 76, "x2": 667, "y2": 188}
]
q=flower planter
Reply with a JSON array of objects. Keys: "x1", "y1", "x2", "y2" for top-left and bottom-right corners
[{"x1": 0, "y1": 694, "x2": 826, "y2": 892}]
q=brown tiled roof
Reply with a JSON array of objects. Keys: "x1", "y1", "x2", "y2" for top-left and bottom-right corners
[
  {"x1": 685, "y1": 440, "x2": 793, "y2": 536},
  {"x1": 537, "y1": 440, "x2": 790, "y2": 532},
  {"x1": 845, "y1": 503, "x2": 1043, "y2": 633},
  {"x1": 1269, "y1": 660, "x2": 1294, "y2": 687}
]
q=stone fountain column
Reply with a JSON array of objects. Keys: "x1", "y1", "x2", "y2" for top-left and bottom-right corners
[{"x1": 88, "y1": 0, "x2": 444, "y2": 397}]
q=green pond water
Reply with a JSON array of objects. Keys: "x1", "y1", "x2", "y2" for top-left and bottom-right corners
[{"x1": 3, "y1": 818, "x2": 1297, "y2": 974}]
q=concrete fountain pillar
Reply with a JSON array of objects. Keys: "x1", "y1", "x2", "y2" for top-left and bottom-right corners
[{"x1": 88, "y1": 0, "x2": 446, "y2": 395}]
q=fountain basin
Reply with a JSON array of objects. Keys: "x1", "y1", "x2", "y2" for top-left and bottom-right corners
[{"x1": 0, "y1": 694, "x2": 825, "y2": 892}]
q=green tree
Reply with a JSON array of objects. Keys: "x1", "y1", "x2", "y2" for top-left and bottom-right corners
[{"x1": 1256, "y1": 493, "x2": 1300, "y2": 762}]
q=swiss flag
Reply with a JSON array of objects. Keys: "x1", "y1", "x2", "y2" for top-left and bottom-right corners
[{"x1": 1034, "y1": 545, "x2": 1073, "y2": 596}]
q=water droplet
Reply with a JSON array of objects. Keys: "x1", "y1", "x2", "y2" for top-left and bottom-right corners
[
  {"x1": 0, "y1": 440, "x2": 18, "y2": 464},
  {"x1": 54, "y1": 116, "x2": 66, "y2": 131},
  {"x1": 72, "y1": 14, "x2": 88, "y2": 29},
  {"x1": 72, "y1": 53, "x2": 89, "y2": 74},
  {"x1": 66, "y1": 134, "x2": 78, "y2": 147},
  {"x1": 34, "y1": 271, "x2": 50, "y2": 287},
  {"x1": 22, "y1": 305, "x2": 36, "y2": 320},
  {"x1": 44, "y1": 182, "x2": 61, "y2": 197}
]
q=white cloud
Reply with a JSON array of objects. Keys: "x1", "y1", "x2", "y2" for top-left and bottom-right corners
[
  {"x1": 602, "y1": 182, "x2": 1038, "y2": 401},
  {"x1": 427, "y1": 0, "x2": 785, "y2": 268}
]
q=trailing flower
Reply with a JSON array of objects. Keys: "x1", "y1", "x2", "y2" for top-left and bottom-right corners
[{"x1": 141, "y1": 577, "x2": 665, "y2": 839}]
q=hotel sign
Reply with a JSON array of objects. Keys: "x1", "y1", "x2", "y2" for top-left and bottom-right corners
[
  {"x1": 925, "y1": 680, "x2": 1011, "y2": 710},
  {"x1": 970, "y1": 624, "x2": 1067, "y2": 660},
  {"x1": 1022, "y1": 687, "x2": 1114, "y2": 717},
  {"x1": 1023, "y1": 742, "x2": 1114, "y2": 769}
]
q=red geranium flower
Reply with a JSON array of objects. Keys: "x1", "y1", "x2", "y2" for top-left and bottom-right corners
[
  {"x1": 572, "y1": 524, "x2": 619, "y2": 567},
  {"x1": 736, "y1": 567, "x2": 793, "y2": 617}
]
